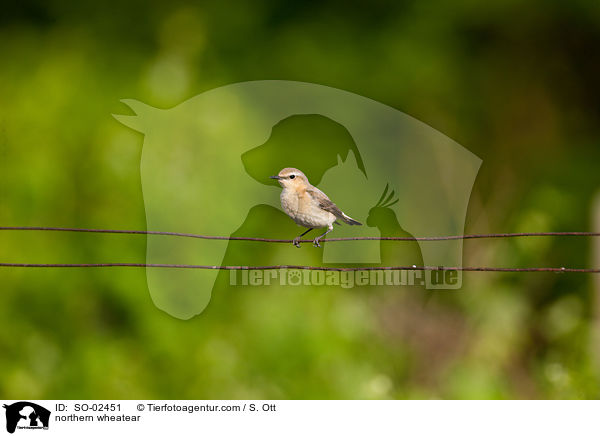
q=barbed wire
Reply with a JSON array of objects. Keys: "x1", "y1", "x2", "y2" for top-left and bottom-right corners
[
  {"x1": 1, "y1": 226, "x2": 598, "y2": 273},
  {"x1": 1, "y1": 226, "x2": 599, "y2": 242},
  {"x1": 0, "y1": 263, "x2": 598, "y2": 273}
]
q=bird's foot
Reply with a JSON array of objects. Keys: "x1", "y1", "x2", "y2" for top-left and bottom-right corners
[
  {"x1": 312, "y1": 238, "x2": 321, "y2": 248},
  {"x1": 293, "y1": 237, "x2": 302, "y2": 248}
]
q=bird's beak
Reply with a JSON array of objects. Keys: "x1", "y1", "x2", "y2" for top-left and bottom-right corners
[{"x1": 270, "y1": 175, "x2": 282, "y2": 180}]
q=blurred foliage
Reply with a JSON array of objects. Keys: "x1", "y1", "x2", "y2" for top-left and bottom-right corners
[{"x1": 1, "y1": 0, "x2": 600, "y2": 399}]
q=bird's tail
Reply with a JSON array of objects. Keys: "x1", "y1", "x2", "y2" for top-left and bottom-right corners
[{"x1": 341, "y1": 212, "x2": 362, "y2": 226}]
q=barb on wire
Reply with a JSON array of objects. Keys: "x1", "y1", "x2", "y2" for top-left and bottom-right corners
[
  {"x1": 0, "y1": 263, "x2": 598, "y2": 273},
  {"x1": 1, "y1": 226, "x2": 599, "y2": 243}
]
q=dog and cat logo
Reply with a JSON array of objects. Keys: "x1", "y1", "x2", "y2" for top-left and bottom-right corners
[
  {"x1": 114, "y1": 80, "x2": 482, "y2": 319},
  {"x1": 3, "y1": 402, "x2": 50, "y2": 433}
]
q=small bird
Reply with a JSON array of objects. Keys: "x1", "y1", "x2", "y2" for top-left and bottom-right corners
[{"x1": 270, "y1": 168, "x2": 362, "y2": 247}]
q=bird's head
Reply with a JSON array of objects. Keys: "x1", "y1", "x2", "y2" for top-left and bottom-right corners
[{"x1": 270, "y1": 168, "x2": 309, "y2": 188}]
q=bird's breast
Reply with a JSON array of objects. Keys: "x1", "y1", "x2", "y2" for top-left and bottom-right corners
[
  {"x1": 280, "y1": 189, "x2": 299, "y2": 217},
  {"x1": 280, "y1": 188, "x2": 334, "y2": 228}
]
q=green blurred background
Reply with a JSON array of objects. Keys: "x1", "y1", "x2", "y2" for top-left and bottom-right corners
[{"x1": 1, "y1": 0, "x2": 600, "y2": 399}]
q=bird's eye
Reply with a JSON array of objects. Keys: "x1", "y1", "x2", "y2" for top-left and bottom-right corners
[{"x1": 289, "y1": 175, "x2": 295, "y2": 179}]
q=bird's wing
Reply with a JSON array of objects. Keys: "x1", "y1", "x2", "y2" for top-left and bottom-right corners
[
  {"x1": 306, "y1": 187, "x2": 345, "y2": 219},
  {"x1": 306, "y1": 187, "x2": 362, "y2": 226}
]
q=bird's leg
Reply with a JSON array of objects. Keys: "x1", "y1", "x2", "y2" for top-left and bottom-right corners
[
  {"x1": 313, "y1": 226, "x2": 333, "y2": 248},
  {"x1": 293, "y1": 228, "x2": 313, "y2": 248}
]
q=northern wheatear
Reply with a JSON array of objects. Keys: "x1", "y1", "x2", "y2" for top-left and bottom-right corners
[{"x1": 270, "y1": 168, "x2": 362, "y2": 247}]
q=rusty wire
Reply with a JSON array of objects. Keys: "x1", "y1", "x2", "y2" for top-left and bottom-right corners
[
  {"x1": 0, "y1": 226, "x2": 598, "y2": 272},
  {"x1": 1, "y1": 226, "x2": 599, "y2": 242},
  {"x1": 0, "y1": 263, "x2": 598, "y2": 273}
]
